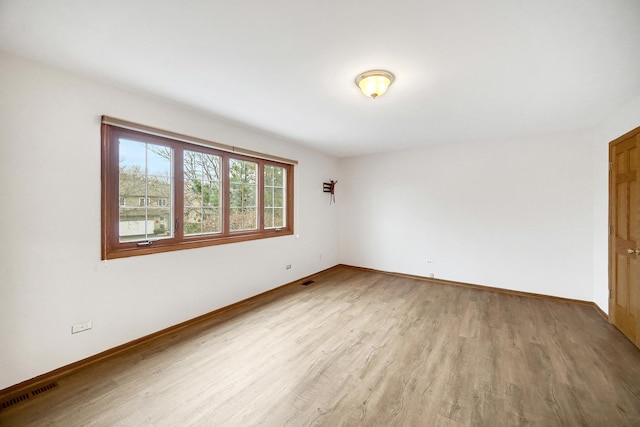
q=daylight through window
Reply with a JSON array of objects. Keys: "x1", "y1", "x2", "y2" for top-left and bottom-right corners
[{"x1": 102, "y1": 122, "x2": 294, "y2": 259}]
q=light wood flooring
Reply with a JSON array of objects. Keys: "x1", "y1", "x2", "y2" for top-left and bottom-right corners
[{"x1": 2, "y1": 266, "x2": 640, "y2": 426}]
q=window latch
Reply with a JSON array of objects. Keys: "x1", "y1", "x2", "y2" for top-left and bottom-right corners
[{"x1": 136, "y1": 240, "x2": 154, "y2": 246}]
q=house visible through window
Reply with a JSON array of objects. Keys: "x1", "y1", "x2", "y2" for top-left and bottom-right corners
[
  {"x1": 138, "y1": 197, "x2": 151, "y2": 207},
  {"x1": 101, "y1": 123, "x2": 294, "y2": 259}
]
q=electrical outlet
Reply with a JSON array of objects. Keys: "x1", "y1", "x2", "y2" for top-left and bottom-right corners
[
  {"x1": 72, "y1": 321, "x2": 93, "y2": 334},
  {"x1": 286, "y1": 264, "x2": 292, "y2": 270}
]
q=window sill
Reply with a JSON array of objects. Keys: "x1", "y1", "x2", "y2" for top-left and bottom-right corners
[{"x1": 103, "y1": 228, "x2": 293, "y2": 260}]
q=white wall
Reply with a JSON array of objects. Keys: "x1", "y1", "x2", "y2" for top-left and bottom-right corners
[
  {"x1": 0, "y1": 51, "x2": 340, "y2": 390},
  {"x1": 339, "y1": 130, "x2": 595, "y2": 301},
  {"x1": 592, "y1": 94, "x2": 640, "y2": 313}
]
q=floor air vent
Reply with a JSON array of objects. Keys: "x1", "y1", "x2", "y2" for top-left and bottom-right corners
[
  {"x1": 31, "y1": 382, "x2": 58, "y2": 396},
  {"x1": 0, "y1": 382, "x2": 58, "y2": 411},
  {"x1": 301, "y1": 280, "x2": 315, "y2": 286}
]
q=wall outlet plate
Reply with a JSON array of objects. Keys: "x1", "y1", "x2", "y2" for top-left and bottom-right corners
[{"x1": 72, "y1": 321, "x2": 93, "y2": 334}]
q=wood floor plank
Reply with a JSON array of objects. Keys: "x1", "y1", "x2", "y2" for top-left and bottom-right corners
[{"x1": 2, "y1": 266, "x2": 640, "y2": 426}]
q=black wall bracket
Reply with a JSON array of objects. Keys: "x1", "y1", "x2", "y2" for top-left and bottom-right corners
[{"x1": 323, "y1": 180, "x2": 337, "y2": 204}]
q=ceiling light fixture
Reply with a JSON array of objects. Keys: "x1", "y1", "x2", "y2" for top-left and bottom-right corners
[{"x1": 355, "y1": 70, "x2": 395, "y2": 99}]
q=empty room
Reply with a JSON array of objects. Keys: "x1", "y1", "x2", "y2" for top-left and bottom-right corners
[{"x1": 1, "y1": 0, "x2": 640, "y2": 425}]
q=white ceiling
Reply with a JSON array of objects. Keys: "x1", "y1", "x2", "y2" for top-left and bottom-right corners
[{"x1": 1, "y1": 0, "x2": 640, "y2": 157}]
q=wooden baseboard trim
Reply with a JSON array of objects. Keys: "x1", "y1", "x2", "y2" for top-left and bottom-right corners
[
  {"x1": 591, "y1": 302, "x2": 609, "y2": 321},
  {"x1": 0, "y1": 265, "x2": 340, "y2": 404},
  {"x1": 339, "y1": 264, "x2": 602, "y2": 309}
]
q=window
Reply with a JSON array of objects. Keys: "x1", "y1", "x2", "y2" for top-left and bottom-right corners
[
  {"x1": 183, "y1": 150, "x2": 221, "y2": 235},
  {"x1": 229, "y1": 159, "x2": 257, "y2": 232},
  {"x1": 102, "y1": 123, "x2": 294, "y2": 259},
  {"x1": 264, "y1": 164, "x2": 287, "y2": 229}
]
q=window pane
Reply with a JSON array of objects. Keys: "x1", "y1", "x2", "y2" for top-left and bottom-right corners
[
  {"x1": 202, "y1": 208, "x2": 221, "y2": 233},
  {"x1": 230, "y1": 207, "x2": 243, "y2": 231},
  {"x1": 184, "y1": 151, "x2": 221, "y2": 236},
  {"x1": 202, "y1": 182, "x2": 220, "y2": 207},
  {"x1": 202, "y1": 154, "x2": 221, "y2": 181},
  {"x1": 273, "y1": 208, "x2": 284, "y2": 228},
  {"x1": 229, "y1": 159, "x2": 257, "y2": 231},
  {"x1": 184, "y1": 179, "x2": 201, "y2": 207},
  {"x1": 243, "y1": 208, "x2": 257, "y2": 230},
  {"x1": 118, "y1": 139, "x2": 173, "y2": 242},
  {"x1": 148, "y1": 208, "x2": 172, "y2": 237},
  {"x1": 119, "y1": 207, "x2": 147, "y2": 242},
  {"x1": 184, "y1": 150, "x2": 221, "y2": 181},
  {"x1": 149, "y1": 176, "x2": 171, "y2": 209},
  {"x1": 264, "y1": 208, "x2": 274, "y2": 229},
  {"x1": 184, "y1": 207, "x2": 221, "y2": 235},
  {"x1": 147, "y1": 146, "x2": 172, "y2": 177},
  {"x1": 183, "y1": 208, "x2": 201, "y2": 235},
  {"x1": 184, "y1": 179, "x2": 219, "y2": 207},
  {"x1": 119, "y1": 139, "x2": 146, "y2": 171},
  {"x1": 274, "y1": 166, "x2": 284, "y2": 186},
  {"x1": 264, "y1": 165, "x2": 286, "y2": 229},
  {"x1": 264, "y1": 187, "x2": 274, "y2": 208},
  {"x1": 245, "y1": 188, "x2": 257, "y2": 207},
  {"x1": 273, "y1": 188, "x2": 284, "y2": 207},
  {"x1": 265, "y1": 165, "x2": 274, "y2": 186}
]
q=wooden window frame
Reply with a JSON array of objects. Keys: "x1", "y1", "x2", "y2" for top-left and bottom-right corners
[{"x1": 101, "y1": 123, "x2": 294, "y2": 260}]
